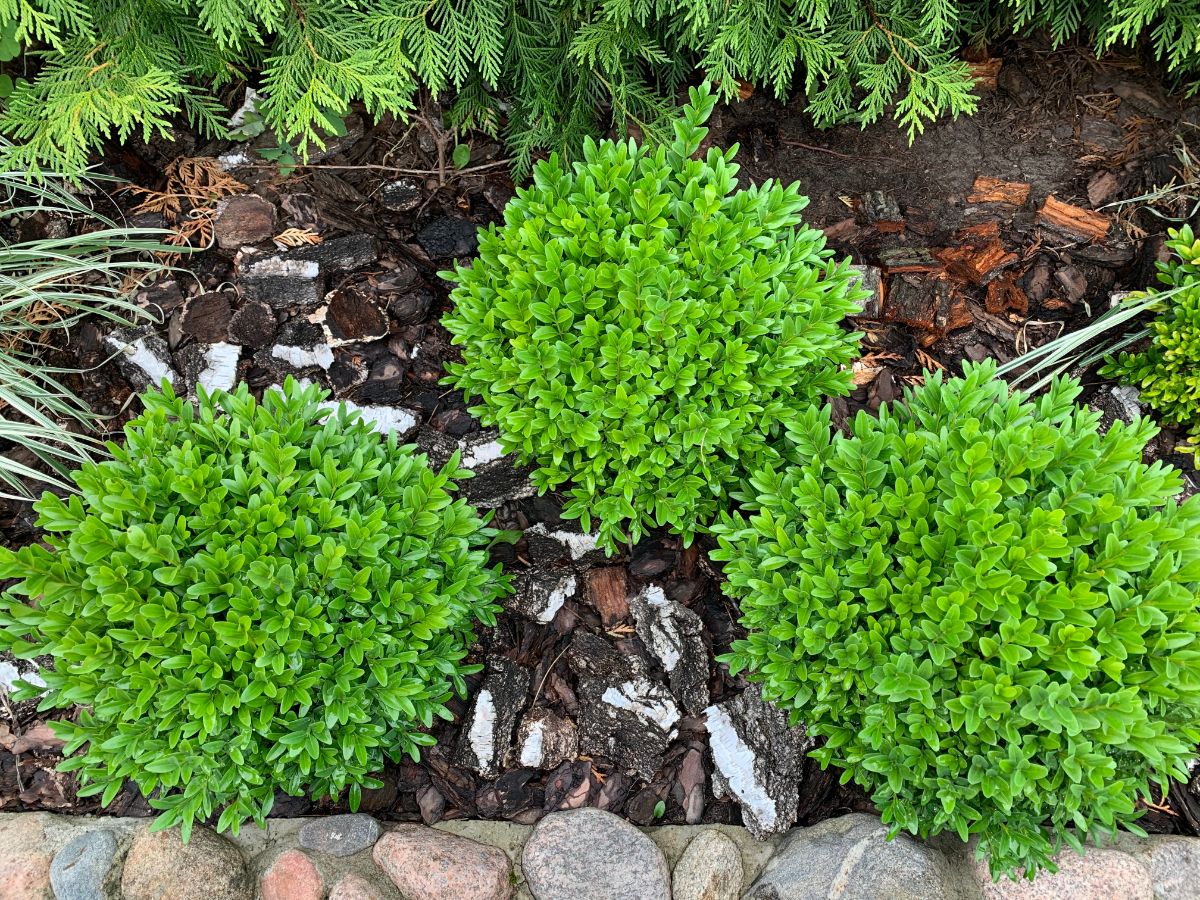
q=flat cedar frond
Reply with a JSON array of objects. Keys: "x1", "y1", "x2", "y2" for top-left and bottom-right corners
[
  {"x1": 2, "y1": 1, "x2": 1200, "y2": 176},
  {"x1": 272, "y1": 226, "x2": 322, "y2": 247}
]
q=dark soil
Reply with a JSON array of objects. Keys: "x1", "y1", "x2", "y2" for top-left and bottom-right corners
[{"x1": 2, "y1": 37, "x2": 1199, "y2": 836}]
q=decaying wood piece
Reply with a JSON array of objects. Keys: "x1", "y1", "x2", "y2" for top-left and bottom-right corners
[
  {"x1": 968, "y1": 176, "x2": 1031, "y2": 206},
  {"x1": 985, "y1": 273, "x2": 1029, "y2": 316},
  {"x1": 862, "y1": 190, "x2": 904, "y2": 232},
  {"x1": 1036, "y1": 195, "x2": 1110, "y2": 242},
  {"x1": 970, "y1": 303, "x2": 1019, "y2": 343},
  {"x1": 879, "y1": 247, "x2": 941, "y2": 275},
  {"x1": 936, "y1": 241, "x2": 1018, "y2": 286}
]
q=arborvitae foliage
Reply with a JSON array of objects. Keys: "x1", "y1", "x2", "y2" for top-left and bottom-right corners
[
  {"x1": 1102, "y1": 225, "x2": 1200, "y2": 464},
  {"x1": 442, "y1": 83, "x2": 863, "y2": 553},
  {"x1": 2, "y1": 0, "x2": 1199, "y2": 176},
  {"x1": 714, "y1": 361, "x2": 1200, "y2": 879},
  {"x1": 0, "y1": 378, "x2": 509, "y2": 839}
]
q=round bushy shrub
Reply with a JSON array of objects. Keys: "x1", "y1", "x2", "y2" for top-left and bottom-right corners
[
  {"x1": 442, "y1": 82, "x2": 864, "y2": 553},
  {"x1": 714, "y1": 361, "x2": 1200, "y2": 878},
  {"x1": 1102, "y1": 224, "x2": 1200, "y2": 464},
  {"x1": 0, "y1": 379, "x2": 508, "y2": 838}
]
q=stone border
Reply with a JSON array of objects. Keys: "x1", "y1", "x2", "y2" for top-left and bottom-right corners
[{"x1": 0, "y1": 809, "x2": 1196, "y2": 899}]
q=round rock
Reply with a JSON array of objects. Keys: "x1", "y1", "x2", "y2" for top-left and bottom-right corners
[
  {"x1": 673, "y1": 830, "x2": 744, "y2": 900},
  {"x1": 329, "y1": 872, "x2": 387, "y2": 900},
  {"x1": 522, "y1": 808, "x2": 670, "y2": 900},
  {"x1": 50, "y1": 829, "x2": 120, "y2": 900},
  {"x1": 746, "y1": 813, "x2": 956, "y2": 900},
  {"x1": 0, "y1": 813, "x2": 52, "y2": 899},
  {"x1": 298, "y1": 813, "x2": 381, "y2": 858},
  {"x1": 373, "y1": 824, "x2": 513, "y2": 900},
  {"x1": 260, "y1": 848, "x2": 323, "y2": 900},
  {"x1": 121, "y1": 825, "x2": 252, "y2": 900},
  {"x1": 976, "y1": 847, "x2": 1152, "y2": 900}
]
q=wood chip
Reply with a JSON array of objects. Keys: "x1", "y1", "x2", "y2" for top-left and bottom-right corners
[
  {"x1": 969, "y1": 58, "x2": 1003, "y2": 91},
  {"x1": 985, "y1": 273, "x2": 1029, "y2": 317},
  {"x1": 585, "y1": 568, "x2": 629, "y2": 628},
  {"x1": 970, "y1": 303, "x2": 1019, "y2": 343},
  {"x1": 968, "y1": 176, "x2": 1031, "y2": 206},
  {"x1": 1036, "y1": 195, "x2": 1110, "y2": 242},
  {"x1": 879, "y1": 247, "x2": 942, "y2": 275},
  {"x1": 936, "y1": 241, "x2": 1018, "y2": 285}
]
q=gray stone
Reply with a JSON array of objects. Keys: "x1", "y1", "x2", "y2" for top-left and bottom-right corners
[
  {"x1": 1138, "y1": 835, "x2": 1200, "y2": 899},
  {"x1": 973, "y1": 846, "x2": 1152, "y2": 900},
  {"x1": 297, "y1": 813, "x2": 381, "y2": 858},
  {"x1": 704, "y1": 686, "x2": 813, "y2": 839},
  {"x1": 672, "y1": 829, "x2": 743, "y2": 900},
  {"x1": 746, "y1": 813, "x2": 963, "y2": 900},
  {"x1": 456, "y1": 657, "x2": 532, "y2": 777},
  {"x1": 122, "y1": 824, "x2": 252, "y2": 900},
  {"x1": 630, "y1": 584, "x2": 709, "y2": 714},
  {"x1": 49, "y1": 829, "x2": 120, "y2": 900},
  {"x1": 523, "y1": 808, "x2": 670, "y2": 900}
]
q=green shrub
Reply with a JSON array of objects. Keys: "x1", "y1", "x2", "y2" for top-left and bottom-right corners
[
  {"x1": 714, "y1": 360, "x2": 1200, "y2": 879},
  {"x1": 442, "y1": 82, "x2": 864, "y2": 553},
  {"x1": 3, "y1": 0, "x2": 1199, "y2": 176},
  {"x1": 1102, "y1": 225, "x2": 1200, "y2": 465},
  {"x1": 0, "y1": 378, "x2": 508, "y2": 838}
]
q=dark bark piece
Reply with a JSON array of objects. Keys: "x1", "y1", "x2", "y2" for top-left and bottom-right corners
[
  {"x1": 455, "y1": 657, "x2": 532, "y2": 777},
  {"x1": 388, "y1": 287, "x2": 435, "y2": 326},
  {"x1": 861, "y1": 190, "x2": 903, "y2": 232},
  {"x1": 416, "y1": 217, "x2": 479, "y2": 260},
  {"x1": 586, "y1": 568, "x2": 630, "y2": 628},
  {"x1": 1072, "y1": 242, "x2": 1136, "y2": 267},
  {"x1": 227, "y1": 300, "x2": 277, "y2": 348},
  {"x1": 179, "y1": 291, "x2": 233, "y2": 343},
  {"x1": 967, "y1": 176, "x2": 1031, "y2": 206},
  {"x1": 568, "y1": 633, "x2": 678, "y2": 780},
  {"x1": 969, "y1": 303, "x2": 1019, "y2": 343},
  {"x1": 291, "y1": 233, "x2": 380, "y2": 273},
  {"x1": 630, "y1": 584, "x2": 710, "y2": 716},
  {"x1": 214, "y1": 194, "x2": 277, "y2": 249},
  {"x1": 1036, "y1": 195, "x2": 1110, "y2": 242},
  {"x1": 381, "y1": 178, "x2": 423, "y2": 212},
  {"x1": 879, "y1": 247, "x2": 942, "y2": 275},
  {"x1": 884, "y1": 275, "x2": 939, "y2": 331},
  {"x1": 1054, "y1": 265, "x2": 1088, "y2": 303},
  {"x1": 323, "y1": 286, "x2": 389, "y2": 344},
  {"x1": 705, "y1": 685, "x2": 815, "y2": 838},
  {"x1": 239, "y1": 253, "x2": 324, "y2": 308}
]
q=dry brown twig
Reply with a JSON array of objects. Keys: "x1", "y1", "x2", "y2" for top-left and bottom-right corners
[{"x1": 128, "y1": 157, "x2": 246, "y2": 258}]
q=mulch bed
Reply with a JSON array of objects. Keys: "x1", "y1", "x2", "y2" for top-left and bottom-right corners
[{"x1": 2, "y1": 37, "x2": 1200, "y2": 836}]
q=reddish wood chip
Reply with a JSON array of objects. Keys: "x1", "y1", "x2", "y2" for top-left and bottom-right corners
[
  {"x1": 586, "y1": 568, "x2": 629, "y2": 628},
  {"x1": 968, "y1": 176, "x2": 1031, "y2": 206},
  {"x1": 1036, "y1": 195, "x2": 1110, "y2": 242}
]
